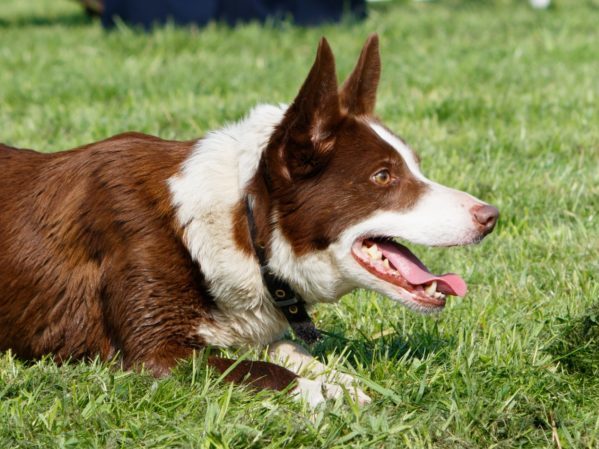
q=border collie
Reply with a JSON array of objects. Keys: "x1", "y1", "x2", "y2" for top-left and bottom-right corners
[{"x1": 0, "y1": 35, "x2": 497, "y2": 407}]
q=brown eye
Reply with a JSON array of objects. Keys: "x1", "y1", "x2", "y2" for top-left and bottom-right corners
[{"x1": 372, "y1": 169, "x2": 392, "y2": 186}]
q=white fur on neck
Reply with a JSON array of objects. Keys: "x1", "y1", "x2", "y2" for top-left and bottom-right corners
[
  {"x1": 268, "y1": 227, "x2": 352, "y2": 304},
  {"x1": 168, "y1": 104, "x2": 289, "y2": 347}
]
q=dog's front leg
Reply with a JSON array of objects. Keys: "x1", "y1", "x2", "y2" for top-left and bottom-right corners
[{"x1": 268, "y1": 340, "x2": 371, "y2": 405}]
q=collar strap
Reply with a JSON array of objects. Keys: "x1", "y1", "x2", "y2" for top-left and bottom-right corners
[{"x1": 244, "y1": 194, "x2": 321, "y2": 345}]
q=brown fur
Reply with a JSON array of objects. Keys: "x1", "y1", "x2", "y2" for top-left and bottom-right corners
[
  {"x1": 0, "y1": 134, "x2": 213, "y2": 374},
  {"x1": 340, "y1": 34, "x2": 381, "y2": 116},
  {"x1": 207, "y1": 357, "x2": 298, "y2": 391}
]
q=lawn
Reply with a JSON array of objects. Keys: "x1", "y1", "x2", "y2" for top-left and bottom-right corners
[{"x1": 1, "y1": 0, "x2": 598, "y2": 447}]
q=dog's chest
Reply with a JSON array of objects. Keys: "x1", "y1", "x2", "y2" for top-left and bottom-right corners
[
  {"x1": 187, "y1": 217, "x2": 289, "y2": 347},
  {"x1": 199, "y1": 300, "x2": 289, "y2": 347},
  {"x1": 168, "y1": 105, "x2": 292, "y2": 347}
]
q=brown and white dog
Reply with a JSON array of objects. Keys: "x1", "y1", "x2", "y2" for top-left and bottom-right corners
[{"x1": 0, "y1": 35, "x2": 497, "y2": 407}]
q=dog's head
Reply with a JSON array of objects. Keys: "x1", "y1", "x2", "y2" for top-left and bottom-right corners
[{"x1": 254, "y1": 35, "x2": 498, "y2": 312}]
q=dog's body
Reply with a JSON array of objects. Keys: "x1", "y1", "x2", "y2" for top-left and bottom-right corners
[{"x1": 0, "y1": 35, "x2": 497, "y2": 405}]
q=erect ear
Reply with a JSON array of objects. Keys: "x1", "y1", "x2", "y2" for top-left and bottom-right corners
[
  {"x1": 280, "y1": 37, "x2": 341, "y2": 153},
  {"x1": 339, "y1": 34, "x2": 381, "y2": 116}
]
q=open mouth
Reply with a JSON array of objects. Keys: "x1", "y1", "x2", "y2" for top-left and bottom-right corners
[{"x1": 351, "y1": 237, "x2": 467, "y2": 309}]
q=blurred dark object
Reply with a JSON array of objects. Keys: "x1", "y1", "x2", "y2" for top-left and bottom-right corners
[
  {"x1": 78, "y1": 0, "x2": 104, "y2": 16},
  {"x1": 84, "y1": 0, "x2": 366, "y2": 29}
]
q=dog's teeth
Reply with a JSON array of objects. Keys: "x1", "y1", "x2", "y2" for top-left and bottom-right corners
[
  {"x1": 424, "y1": 281, "x2": 437, "y2": 295},
  {"x1": 366, "y1": 244, "x2": 382, "y2": 260},
  {"x1": 382, "y1": 258, "x2": 390, "y2": 270}
]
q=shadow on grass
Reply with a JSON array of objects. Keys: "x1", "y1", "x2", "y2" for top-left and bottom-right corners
[
  {"x1": 312, "y1": 323, "x2": 455, "y2": 367},
  {"x1": 548, "y1": 301, "x2": 599, "y2": 376},
  {"x1": 0, "y1": 12, "x2": 93, "y2": 29}
]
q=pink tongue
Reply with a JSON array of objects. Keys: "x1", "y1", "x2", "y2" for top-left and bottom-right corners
[{"x1": 375, "y1": 240, "x2": 467, "y2": 297}]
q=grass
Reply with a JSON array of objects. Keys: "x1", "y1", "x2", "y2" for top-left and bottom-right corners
[{"x1": 1, "y1": 0, "x2": 598, "y2": 447}]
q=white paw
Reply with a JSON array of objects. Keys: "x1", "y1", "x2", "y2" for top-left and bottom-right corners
[
  {"x1": 292, "y1": 377, "x2": 325, "y2": 409},
  {"x1": 351, "y1": 386, "x2": 372, "y2": 406},
  {"x1": 322, "y1": 381, "x2": 372, "y2": 406},
  {"x1": 292, "y1": 376, "x2": 372, "y2": 408},
  {"x1": 321, "y1": 371, "x2": 372, "y2": 406}
]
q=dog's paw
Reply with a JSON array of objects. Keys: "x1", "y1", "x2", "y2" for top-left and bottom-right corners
[
  {"x1": 321, "y1": 381, "x2": 372, "y2": 406},
  {"x1": 292, "y1": 376, "x2": 371, "y2": 408},
  {"x1": 320, "y1": 370, "x2": 372, "y2": 405},
  {"x1": 292, "y1": 377, "x2": 326, "y2": 409}
]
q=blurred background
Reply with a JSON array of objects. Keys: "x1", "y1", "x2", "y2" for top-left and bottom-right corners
[{"x1": 0, "y1": 0, "x2": 597, "y2": 447}]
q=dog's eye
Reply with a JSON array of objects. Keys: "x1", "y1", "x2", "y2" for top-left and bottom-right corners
[{"x1": 371, "y1": 169, "x2": 392, "y2": 186}]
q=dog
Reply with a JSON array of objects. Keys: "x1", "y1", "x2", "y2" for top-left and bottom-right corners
[{"x1": 0, "y1": 35, "x2": 498, "y2": 407}]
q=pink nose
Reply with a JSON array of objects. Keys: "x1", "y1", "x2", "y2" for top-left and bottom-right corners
[{"x1": 472, "y1": 204, "x2": 499, "y2": 235}]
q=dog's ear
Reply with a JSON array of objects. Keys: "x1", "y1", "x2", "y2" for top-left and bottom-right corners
[
  {"x1": 339, "y1": 34, "x2": 381, "y2": 116},
  {"x1": 271, "y1": 37, "x2": 342, "y2": 179}
]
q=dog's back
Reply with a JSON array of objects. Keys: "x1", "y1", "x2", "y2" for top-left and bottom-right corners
[{"x1": 0, "y1": 134, "x2": 204, "y2": 366}]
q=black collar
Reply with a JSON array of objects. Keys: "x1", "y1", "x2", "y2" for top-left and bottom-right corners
[{"x1": 244, "y1": 194, "x2": 321, "y2": 345}]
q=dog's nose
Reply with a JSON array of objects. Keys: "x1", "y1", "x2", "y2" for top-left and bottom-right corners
[{"x1": 472, "y1": 204, "x2": 499, "y2": 234}]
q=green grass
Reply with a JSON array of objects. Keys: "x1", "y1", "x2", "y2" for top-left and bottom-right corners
[{"x1": 1, "y1": 0, "x2": 598, "y2": 447}]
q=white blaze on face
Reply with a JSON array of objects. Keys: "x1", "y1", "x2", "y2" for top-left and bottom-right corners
[
  {"x1": 360, "y1": 122, "x2": 489, "y2": 247},
  {"x1": 369, "y1": 123, "x2": 425, "y2": 180}
]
